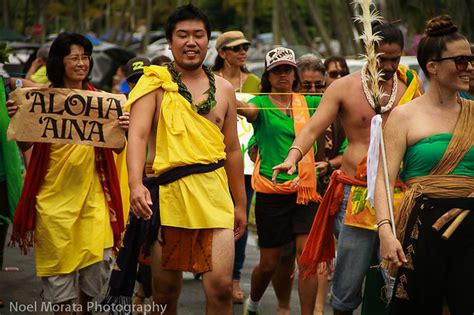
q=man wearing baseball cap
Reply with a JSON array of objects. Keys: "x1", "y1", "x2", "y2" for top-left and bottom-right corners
[{"x1": 125, "y1": 57, "x2": 151, "y2": 87}]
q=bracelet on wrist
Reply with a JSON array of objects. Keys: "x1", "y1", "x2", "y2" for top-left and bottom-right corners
[
  {"x1": 376, "y1": 219, "x2": 392, "y2": 231},
  {"x1": 288, "y1": 145, "x2": 304, "y2": 161}
]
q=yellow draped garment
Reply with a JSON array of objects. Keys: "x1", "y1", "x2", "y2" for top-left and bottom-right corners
[
  {"x1": 34, "y1": 144, "x2": 113, "y2": 277},
  {"x1": 125, "y1": 66, "x2": 234, "y2": 229}
]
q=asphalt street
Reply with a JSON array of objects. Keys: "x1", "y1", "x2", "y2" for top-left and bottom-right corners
[{"x1": 0, "y1": 227, "x2": 360, "y2": 314}]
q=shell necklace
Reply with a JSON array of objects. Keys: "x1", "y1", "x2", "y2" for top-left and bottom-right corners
[{"x1": 361, "y1": 62, "x2": 398, "y2": 113}]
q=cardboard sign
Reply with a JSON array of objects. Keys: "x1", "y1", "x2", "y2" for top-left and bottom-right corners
[
  {"x1": 7, "y1": 88, "x2": 126, "y2": 149},
  {"x1": 236, "y1": 93, "x2": 255, "y2": 175}
]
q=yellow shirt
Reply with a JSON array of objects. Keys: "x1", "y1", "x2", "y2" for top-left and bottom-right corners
[
  {"x1": 126, "y1": 66, "x2": 234, "y2": 229},
  {"x1": 34, "y1": 144, "x2": 113, "y2": 276}
]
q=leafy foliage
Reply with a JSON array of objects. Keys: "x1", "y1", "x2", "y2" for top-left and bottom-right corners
[{"x1": 0, "y1": 42, "x2": 11, "y2": 64}]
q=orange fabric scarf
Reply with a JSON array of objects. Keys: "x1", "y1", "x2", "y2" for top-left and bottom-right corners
[{"x1": 252, "y1": 93, "x2": 320, "y2": 205}]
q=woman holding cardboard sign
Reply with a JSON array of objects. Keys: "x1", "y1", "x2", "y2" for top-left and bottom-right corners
[{"x1": 7, "y1": 33, "x2": 129, "y2": 313}]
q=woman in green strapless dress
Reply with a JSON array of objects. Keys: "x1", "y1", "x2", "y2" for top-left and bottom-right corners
[{"x1": 374, "y1": 15, "x2": 474, "y2": 315}]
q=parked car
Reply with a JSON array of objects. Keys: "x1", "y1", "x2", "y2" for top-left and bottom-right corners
[
  {"x1": 345, "y1": 56, "x2": 421, "y2": 74},
  {"x1": 90, "y1": 41, "x2": 135, "y2": 91},
  {"x1": 1, "y1": 42, "x2": 40, "y2": 78}
]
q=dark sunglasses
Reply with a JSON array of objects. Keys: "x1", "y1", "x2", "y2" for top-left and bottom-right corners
[
  {"x1": 302, "y1": 82, "x2": 325, "y2": 90},
  {"x1": 328, "y1": 70, "x2": 349, "y2": 79},
  {"x1": 224, "y1": 44, "x2": 250, "y2": 53},
  {"x1": 431, "y1": 55, "x2": 474, "y2": 71}
]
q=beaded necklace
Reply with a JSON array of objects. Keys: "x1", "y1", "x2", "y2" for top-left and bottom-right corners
[
  {"x1": 361, "y1": 62, "x2": 398, "y2": 114},
  {"x1": 167, "y1": 62, "x2": 217, "y2": 115}
]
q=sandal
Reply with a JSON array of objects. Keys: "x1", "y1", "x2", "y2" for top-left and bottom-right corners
[{"x1": 232, "y1": 280, "x2": 245, "y2": 304}]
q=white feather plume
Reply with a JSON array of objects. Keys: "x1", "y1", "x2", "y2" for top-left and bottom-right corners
[{"x1": 353, "y1": 0, "x2": 386, "y2": 111}]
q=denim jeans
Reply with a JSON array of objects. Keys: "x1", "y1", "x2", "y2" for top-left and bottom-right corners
[
  {"x1": 232, "y1": 175, "x2": 253, "y2": 280},
  {"x1": 331, "y1": 185, "x2": 381, "y2": 311}
]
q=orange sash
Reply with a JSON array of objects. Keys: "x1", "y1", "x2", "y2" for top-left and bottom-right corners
[
  {"x1": 300, "y1": 158, "x2": 405, "y2": 278},
  {"x1": 252, "y1": 94, "x2": 320, "y2": 205}
]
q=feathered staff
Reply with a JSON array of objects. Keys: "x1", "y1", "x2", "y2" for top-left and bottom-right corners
[{"x1": 354, "y1": 0, "x2": 397, "y2": 237}]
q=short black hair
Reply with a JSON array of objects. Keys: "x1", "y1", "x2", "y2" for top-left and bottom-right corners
[
  {"x1": 372, "y1": 21, "x2": 404, "y2": 50},
  {"x1": 323, "y1": 55, "x2": 349, "y2": 73},
  {"x1": 165, "y1": 4, "x2": 211, "y2": 41},
  {"x1": 46, "y1": 32, "x2": 93, "y2": 88}
]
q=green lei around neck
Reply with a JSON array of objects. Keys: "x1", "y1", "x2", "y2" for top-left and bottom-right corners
[{"x1": 167, "y1": 62, "x2": 217, "y2": 115}]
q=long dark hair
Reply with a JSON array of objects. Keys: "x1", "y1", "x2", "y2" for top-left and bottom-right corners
[
  {"x1": 260, "y1": 67, "x2": 300, "y2": 93},
  {"x1": 211, "y1": 55, "x2": 250, "y2": 73},
  {"x1": 46, "y1": 32, "x2": 93, "y2": 88}
]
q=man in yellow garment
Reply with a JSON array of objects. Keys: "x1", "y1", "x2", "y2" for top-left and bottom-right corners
[{"x1": 126, "y1": 4, "x2": 246, "y2": 315}]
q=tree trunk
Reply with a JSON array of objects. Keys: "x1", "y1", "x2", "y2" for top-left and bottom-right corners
[
  {"x1": 305, "y1": 0, "x2": 334, "y2": 56},
  {"x1": 2, "y1": 0, "x2": 10, "y2": 29},
  {"x1": 330, "y1": 0, "x2": 347, "y2": 56},
  {"x1": 288, "y1": 0, "x2": 313, "y2": 47},
  {"x1": 36, "y1": 0, "x2": 47, "y2": 44},
  {"x1": 111, "y1": 0, "x2": 129, "y2": 44},
  {"x1": 345, "y1": 0, "x2": 363, "y2": 55},
  {"x1": 244, "y1": 0, "x2": 255, "y2": 40},
  {"x1": 272, "y1": 0, "x2": 281, "y2": 45},
  {"x1": 105, "y1": 0, "x2": 111, "y2": 32},
  {"x1": 447, "y1": 0, "x2": 466, "y2": 32},
  {"x1": 279, "y1": 0, "x2": 297, "y2": 46},
  {"x1": 77, "y1": 0, "x2": 84, "y2": 33},
  {"x1": 141, "y1": 0, "x2": 152, "y2": 54},
  {"x1": 22, "y1": 0, "x2": 30, "y2": 36}
]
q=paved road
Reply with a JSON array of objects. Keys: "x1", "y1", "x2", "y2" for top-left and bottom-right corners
[{"x1": 1, "y1": 227, "x2": 359, "y2": 314}]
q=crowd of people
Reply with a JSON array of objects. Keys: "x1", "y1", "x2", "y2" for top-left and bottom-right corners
[{"x1": 0, "y1": 3, "x2": 472, "y2": 315}]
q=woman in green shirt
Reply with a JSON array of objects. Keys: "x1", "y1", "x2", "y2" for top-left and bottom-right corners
[{"x1": 239, "y1": 47, "x2": 321, "y2": 315}]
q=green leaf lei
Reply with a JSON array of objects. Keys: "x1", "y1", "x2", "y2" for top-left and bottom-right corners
[
  {"x1": 0, "y1": 42, "x2": 11, "y2": 64},
  {"x1": 167, "y1": 62, "x2": 217, "y2": 115}
]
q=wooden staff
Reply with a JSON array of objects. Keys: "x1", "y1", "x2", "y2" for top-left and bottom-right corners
[{"x1": 379, "y1": 123, "x2": 397, "y2": 236}]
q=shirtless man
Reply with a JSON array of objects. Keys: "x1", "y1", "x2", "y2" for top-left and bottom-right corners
[
  {"x1": 125, "y1": 4, "x2": 246, "y2": 315},
  {"x1": 273, "y1": 23, "x2": 421, "y2": 315}
]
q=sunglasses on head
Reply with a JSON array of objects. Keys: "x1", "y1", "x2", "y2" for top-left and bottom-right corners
[
  {"x1": 224, "y1": 44, "x2": 250, "y2": 53},
  {"x1": 328, "y1": 70, "x2": 349, "y2": 79},
  {"x1": 431, "y1": 55, "x2": 474, "y2": 71}
]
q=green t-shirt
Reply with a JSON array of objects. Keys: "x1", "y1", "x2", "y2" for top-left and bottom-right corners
[
  {"x1": 0, "y1": 142, "x2": 4, "y2": 181},
  {"x1": 250, "y1": 95, "x2": 321, "y2": 183}
]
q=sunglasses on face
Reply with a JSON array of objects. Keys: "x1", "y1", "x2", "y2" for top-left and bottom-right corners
[
  {"x1": 328, "y1": 70, "x2": 349, "y2": 79},
  {"x1": 224, "y1": 44, "x2": 250, "y2": 53},
  {"x1": 302, "y1": 82, "x2": 325, "y2": 90},
  {"x1": 431, "y1": 55, "x2": 474, "y2": 71}
]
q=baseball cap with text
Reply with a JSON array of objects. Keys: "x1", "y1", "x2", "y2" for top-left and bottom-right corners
[
  {"x1": 264, "y1": 47, "x2": 297, "y2": 72},
  {"x1": 125, "y1": 57, "x2": 151, "y2": 81}
]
